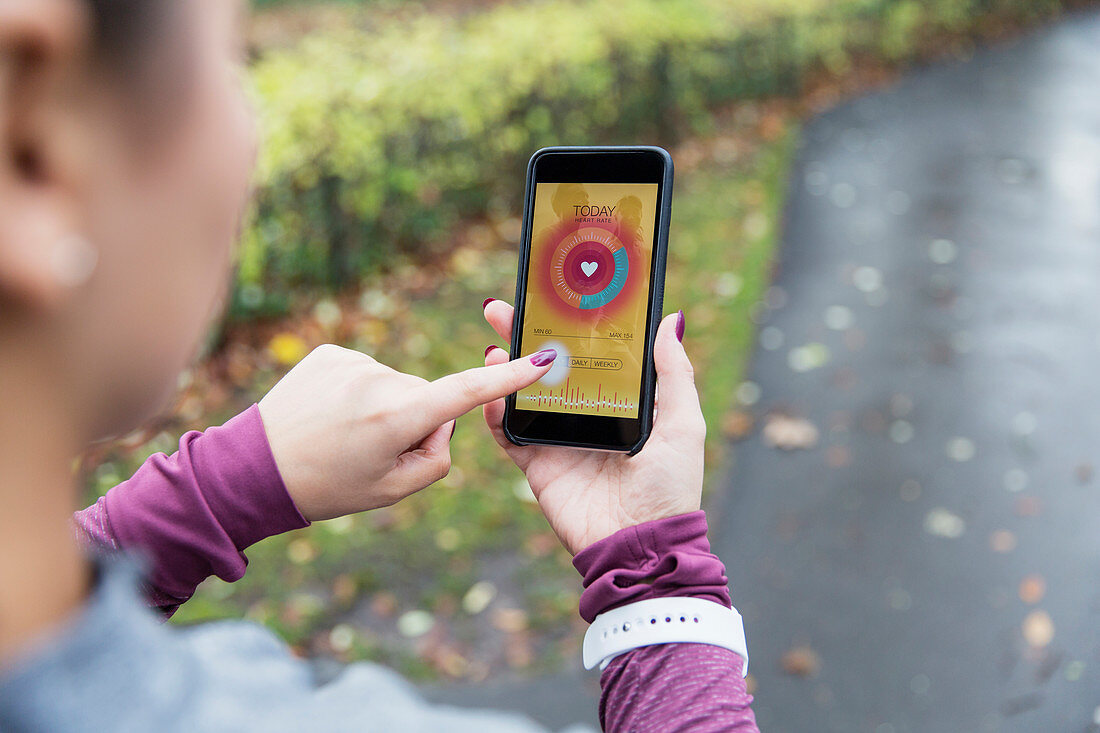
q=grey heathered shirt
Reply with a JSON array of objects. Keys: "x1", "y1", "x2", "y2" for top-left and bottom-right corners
[{"x1": 0, "y1": 561, "x2": 592, "y2": 732}]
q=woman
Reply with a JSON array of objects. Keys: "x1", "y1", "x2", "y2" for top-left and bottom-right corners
[{"x1": 0, "y1": 0, "x2": 757, "y2": 730}]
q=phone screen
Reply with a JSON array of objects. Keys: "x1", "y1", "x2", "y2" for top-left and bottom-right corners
[{"x1": 515, "y1": 182, "x2": 659, "y2": 418}]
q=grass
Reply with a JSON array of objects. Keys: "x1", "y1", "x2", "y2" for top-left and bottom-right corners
[{"x1": 81, "y1": 118, "x2": 791, "y2": 681}]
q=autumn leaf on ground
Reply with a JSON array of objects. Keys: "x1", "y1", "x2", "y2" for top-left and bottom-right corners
[
  {"x1": 762, "y1": 414, "x2": 819, "y2": 450},
  {"x1": 781, "y1": 645, "x2": 821, "y2": 677},
  {"x1": 491, "y1": 608, "x2": 529, "y2": 633},
  {"x1": 1022, "y1": 610, "x2": 1054, "y2": 648},
  {"x1": 370, "y1": 591, "x2": 399, "y2": 619},
  {"x1": 989, "y1": 529, "x2": 1016, "y2": 553},
  {"x1": 1014, "y1": 496, "x2": 1042, "y2": 518},
  {"x1": 268, "y1": 332, "x2": 309, "y2": 366},
  {"x1": 1018, "y1": 575, "x2": 1046, "y2": 605},
  {"x1": 721, "y1": 410, "x2": 755, "y2": 440}
]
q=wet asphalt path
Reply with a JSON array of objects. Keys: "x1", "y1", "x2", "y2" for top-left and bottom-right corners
[{"x1": 713, "y1": 9, "x2": 1100, "y2": 733}]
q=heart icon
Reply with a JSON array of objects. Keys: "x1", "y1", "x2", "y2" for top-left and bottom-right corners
[{"x1": 580, "y1": 261, "x2": 599, "y2": 277}]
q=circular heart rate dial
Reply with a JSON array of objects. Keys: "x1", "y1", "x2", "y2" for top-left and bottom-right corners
[{"x1": 550, "y1": 227, "x2": 629, "y2": 310}]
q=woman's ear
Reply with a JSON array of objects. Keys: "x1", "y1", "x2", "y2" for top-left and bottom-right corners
[{"x1": 0, "y1": 0, "x2": 93, "y2": 310}]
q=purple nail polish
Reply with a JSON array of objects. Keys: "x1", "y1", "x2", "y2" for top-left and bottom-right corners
[
  {"x1": 484, "y1": 344, "x2": 498, "y2": 357},
  {"x1": 530, "y1": 348, "x2": 557, "y2": 367},
  {"x1": 675, "y1": 310, "x2": 685, "y2": 342},
  {"x1": 482, "y1": 297, "x2": 496, "y2": 309}
]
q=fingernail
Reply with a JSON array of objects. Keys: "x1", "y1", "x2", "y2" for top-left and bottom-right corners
[
  {"x1": 530, "y1": 348, "x2": 557, "y2": 367},
  {"x1": 484, "y1": 344, "x2": 498, "y2": 357},
  {"x1": 482, "y1": 297, "x2": 496, "y2": 310},
  {"x1": 675, "y1": 310, "x2": 685, "y2": 342},
  {"x1": 450, "y1": 421, "x2": 457, "y2": 439}
]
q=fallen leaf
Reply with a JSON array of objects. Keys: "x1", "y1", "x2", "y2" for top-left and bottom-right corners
[
  {"x1": 461, "y1": 581, "x2": 497, "y2": 615},
  {"x1": 843, "y1": 328, "x2": 867, "y2": 351},
  {"x1": 332, "y1": 574, "x2": 357, "y2": 605},
  {"x1": 1022, "y1": 610, "x2": 1054, "y2": 648},
  {"x1": 267, "y1": 333, "x2": 309, "y2": 367},
  {"x1": 431, "y1": 646, "x2": 470, "y2": 679},
  {"x1": 763, "y1": 414, "x2": 819, "y2": 450},
  {"x1": 312, "y1": 299, "x2": 343, "y2": 330},
  {"x1": 494, "y1": 217, "x2": 522, "y2": 244},
  {"x1": 328, "y1": 624, "x2": 356, "y2": 654},
  {"x1": 1018, "y1": 575, "x2": 1046, "y2": 605},
  {"x1": 433, "y1": 593, "x2": 458, "y2": 618},
  {"x1": 759, "y1": 112, "x2": 786, "y2": 141},
  {"x1": 781, "y1": 645, "x2": 821, "y2": 677},
  {"x1": 523, "y1": 532, "x2": 559, "y2": 558},
  {"x1": 397, "y1": 609, "x2": 435, "y2": 638},
  {"x1": 826, "y1": 445, "x2": 852, "y2": 468},
  {"x1": 787, "y1": 343, "x2": 830, "y2": 373},
  {"x1": 434, "y1": 527, "x2": 461, "y2": 552},
  {"x1": 924, "y1": 507, "x2": 966, "y2": 538},
  {"x1": 370, "y1": 591, "x2": 398, "y2": 619},
  {"x1": 491, "y1": 608, "x2": 529, "y2": 633},
  {"x1": 945, "y1": 436, "x2": 976, "y2": 462},
  {"x1": 989, "y1": 530, "x2": 1016, "y2": 554},
  {"x1": 505, "y1": 632, "x2": 534, "y2": 669},
  {"x1": 899, "y1": 479, "x2": 921, "y2": 502},
  {"x1": 722, "y1": 410, "x2": 755, "y2": 440},
  {"x1": 1014, "y1": 496, "x2": 1042, "y2": 518},
  {"x1": 860, "y1": 410, "x2": 887, "y2": 434},
  {"x1": 286, "y1": 538, "x2": 318, "y2": 565},
  {"x1": 831, "y1": 367, "x2": 858, "y2": 390}
]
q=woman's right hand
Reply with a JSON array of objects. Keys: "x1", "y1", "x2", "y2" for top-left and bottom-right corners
[
  {"x1": 481, "y1": 301, "x2": 706, "y2": 555},
  {"x1": 258, "y1": 343, "x2": 557, "y2": 522}
]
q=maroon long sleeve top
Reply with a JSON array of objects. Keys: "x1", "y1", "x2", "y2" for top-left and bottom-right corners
[{"x1": 74, "y1": 405, "x2": 758, "y2": 731}]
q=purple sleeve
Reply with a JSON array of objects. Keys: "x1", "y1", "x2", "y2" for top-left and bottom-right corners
[
  {"x1": 573, "y1": 511, "x2": 758, "y2": 732},
  {"x1": 73, "y1": 404, "x2": 310, "y2": 614}
]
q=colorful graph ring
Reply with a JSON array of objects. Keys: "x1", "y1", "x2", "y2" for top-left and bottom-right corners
[{"x1": 549, "y1": 227, "x2": 629, "y2": 310}]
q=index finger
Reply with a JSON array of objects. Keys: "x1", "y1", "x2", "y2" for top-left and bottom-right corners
[{"x1": 414, "y1": 348, "x2": 558, "y2": 430}]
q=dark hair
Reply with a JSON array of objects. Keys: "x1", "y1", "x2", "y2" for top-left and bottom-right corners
[
  {"x1": 84, "y1": 0, "x2": 168, "y2": 70},
  {"x1": 83, "y1": 0, "x2": 190, "y2": 130}
]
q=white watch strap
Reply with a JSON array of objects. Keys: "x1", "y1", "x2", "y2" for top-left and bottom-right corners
[{"x1": 582, "y1": 597, "x2": 748, "y2": 674}]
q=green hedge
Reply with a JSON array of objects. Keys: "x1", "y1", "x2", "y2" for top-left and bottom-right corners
[{"x1": 236, "y1": 0, "x2": 1065, "y2": 316}]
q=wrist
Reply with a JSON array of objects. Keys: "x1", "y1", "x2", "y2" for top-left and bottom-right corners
[
  {"x1": 590, "y1": 500, "x2": 702, "y2": 551},
  {"x1": 103, "y1": 404, "x2": 310, "y2": 598},
  {"x1": 210, "y1": 405, "x2": 311, "y2": 546},
  {"x1": 572, "y1": 510, "x2": 730, "y2": 623}
]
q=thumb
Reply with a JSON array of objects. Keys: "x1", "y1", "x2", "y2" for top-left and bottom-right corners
[
  {"x1": 652, "y1": 311, "x2": 706, "y2": 443},
  {"x1": 388, "y1": 419, "x2": 455, "y2": 498}
]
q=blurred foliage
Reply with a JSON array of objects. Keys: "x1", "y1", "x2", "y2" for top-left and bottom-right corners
[
  {"x1": 235, "y1": 0, "x2": 1068, "y2": 317},
  {"x1": 78, "y1": 0, "x2": 1077, "y2": 680}
]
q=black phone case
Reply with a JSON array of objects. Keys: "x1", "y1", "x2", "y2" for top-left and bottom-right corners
[{"x1": 503, "y1": 145, "x2": 674, "y2": 455}]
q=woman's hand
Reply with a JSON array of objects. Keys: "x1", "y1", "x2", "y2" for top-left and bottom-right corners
[
  {"x1": 258, "y1": 343, "x2": 557, "y2": 522},
  {"x1": 481, "y1": 300, "x2": 705, "y2": 555}
]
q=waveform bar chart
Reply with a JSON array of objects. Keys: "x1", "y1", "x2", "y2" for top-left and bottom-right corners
[{"x1": 518, "y1": 378, "x2": 636, "y2": 414}]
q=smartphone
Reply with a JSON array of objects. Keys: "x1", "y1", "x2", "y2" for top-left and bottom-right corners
[{"x1": 504, "y1": 146, "x2": 673, "y2": 454}]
